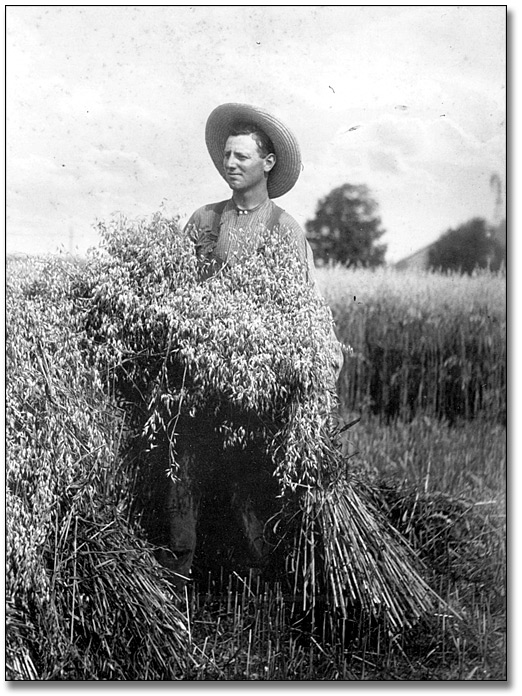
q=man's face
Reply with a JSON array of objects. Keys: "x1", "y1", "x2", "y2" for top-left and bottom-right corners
[{"x1": 223, "y1": 134, "x2": 275, "y2": 194}]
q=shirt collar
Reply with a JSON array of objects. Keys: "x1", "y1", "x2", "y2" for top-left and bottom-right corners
[{"x1": 230, "y1": 198, "x2": 272, "y2": 216}]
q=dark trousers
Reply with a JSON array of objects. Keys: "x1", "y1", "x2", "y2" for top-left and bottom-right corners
[{"x1": 140, "y1": 419, "x2": 280, "y2": 588}]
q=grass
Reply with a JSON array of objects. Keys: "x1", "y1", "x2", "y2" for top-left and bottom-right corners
[
  {"x1": 337, "y1": 413, "x2": 506, "y2": 679},
  {"x1": 345, "y1": 413, "x2": 506, "y2": 498}
]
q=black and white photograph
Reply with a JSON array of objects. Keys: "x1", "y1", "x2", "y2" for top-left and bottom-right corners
[{"x1": 5, "y1": 5, "x2": 507, "y2": 682}]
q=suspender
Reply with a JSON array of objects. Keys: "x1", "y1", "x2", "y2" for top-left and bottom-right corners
[
  {"x1": 267, "y1": 203, "x2": 285, "y2": 231},
  {"x1": 210, "y1": 200, "x2": 228, "y2": 238}
]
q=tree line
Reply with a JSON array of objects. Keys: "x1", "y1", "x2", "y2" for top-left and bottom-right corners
[{"x1": 306, "y1": 183, "x2": 506, "y2": 274}]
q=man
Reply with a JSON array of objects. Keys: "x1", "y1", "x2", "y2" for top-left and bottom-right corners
[
  {"x1": 184, "y1": 102, "x2": 319, "y2": 286},
  {"x1": 156, "y1": 103, "x2": 343, "y2": 587}
]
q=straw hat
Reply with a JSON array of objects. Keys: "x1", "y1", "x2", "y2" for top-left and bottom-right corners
[{"x1": 205, "y1": 103, "x2": 302, "y2": 199}]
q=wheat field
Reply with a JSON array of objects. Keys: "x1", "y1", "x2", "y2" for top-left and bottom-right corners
[{"x1": 317, "y1": 264, "x2": 506, "y2": 424}]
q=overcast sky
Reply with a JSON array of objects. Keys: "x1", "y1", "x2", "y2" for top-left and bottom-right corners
[{"x1": 6, "y1": 5, "x2": 506, "y2": 262}]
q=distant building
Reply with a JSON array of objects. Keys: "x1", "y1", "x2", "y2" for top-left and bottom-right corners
[
  {"x1": 395, "y1": 174, "x2": 505, "y2": 273},
  {"x1": 394, "y1": 218, "x2": 506, "y2": 272},
  {"x1": 490, "y1": 218, "x2": 507, "y2": 249},
  {"x1": 393, "y1": 244, "x2": 433, "y2": 272}
]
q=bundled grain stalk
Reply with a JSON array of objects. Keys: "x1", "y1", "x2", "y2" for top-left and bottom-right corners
[
  {"x1": 6, "y1": 269, "x2": 190, "y2": 680},
  {"x1": 79, "y1": 212, "x2": 339, "y2": 490},
  {"x1": 76, "y1": 212, "x2": 439, "y2": 631}
]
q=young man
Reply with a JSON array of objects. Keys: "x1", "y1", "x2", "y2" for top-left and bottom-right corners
[
  {"x1": 184, "y1": 102, "x2": 319, "y2": 285},
  {"x1": 156, "y1": 104, "x2": 343, "y2": 587}
]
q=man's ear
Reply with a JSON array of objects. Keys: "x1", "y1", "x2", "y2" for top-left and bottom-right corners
[{"x1": 264, "y1": 153, "x2": 276, "y2": 174}]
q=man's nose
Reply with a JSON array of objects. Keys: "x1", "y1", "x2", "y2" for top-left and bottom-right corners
[{"x1": 225, "y1": 154, "x2": 238, "y2": 170}]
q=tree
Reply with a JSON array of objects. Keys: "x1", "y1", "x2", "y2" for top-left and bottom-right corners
[
  {"x1": 428, "y1": 217, "x2": 506, "y2": 275},
  {"x1": 305, "y1": 184, "x2": 387, "y2": 267}
]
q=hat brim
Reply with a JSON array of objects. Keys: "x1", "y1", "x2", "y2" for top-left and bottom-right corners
[{"x1": 205, "y1": 103, "x2": 301, "y2": 199}]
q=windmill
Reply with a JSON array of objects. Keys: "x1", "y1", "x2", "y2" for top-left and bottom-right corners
[
  {"x1": 489, "y1": 174, "x2": 504, "y2": 226},
  {"x1": 489, "y1": 173, "x2": 506, "y2": 248}
]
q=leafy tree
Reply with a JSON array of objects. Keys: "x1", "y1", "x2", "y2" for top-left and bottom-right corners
[
  {"x1": 428, "y1": 218, "x2": 506, "y2": 274},
  {"x1": 305, "y1": 184, "x2": 387, "y2": 267}
]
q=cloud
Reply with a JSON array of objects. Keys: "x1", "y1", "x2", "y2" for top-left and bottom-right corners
[
  {"x1": 332, "y1": 108, "x2": 504, "y2": 184},
  {"x1": 7, "y1": 145, "x2": 172, "y2": 255},
  {"x1": 83, "y1": 147, "x2": 169, "y2": 185}
]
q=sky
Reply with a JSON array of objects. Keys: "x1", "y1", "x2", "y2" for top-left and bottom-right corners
[{"x1": 6, "y1": 5, "x2": 506, "y2": 262}]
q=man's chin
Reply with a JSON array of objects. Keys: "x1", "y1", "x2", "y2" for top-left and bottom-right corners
[{"x1": 227, "y1": 181, "x2": 242, "y2": 191}]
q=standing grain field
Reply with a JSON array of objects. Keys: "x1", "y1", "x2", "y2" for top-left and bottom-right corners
[{"x1": 317, "y1": 265, "x2": 506, "y2": 424}]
